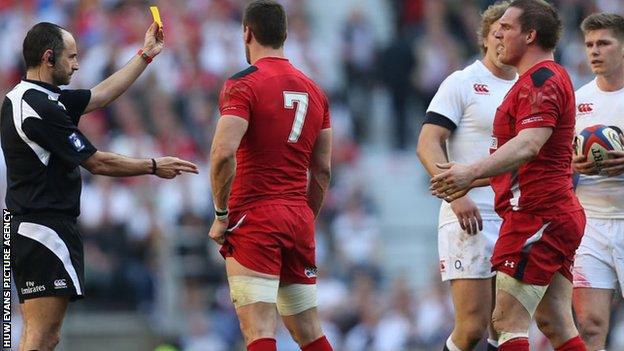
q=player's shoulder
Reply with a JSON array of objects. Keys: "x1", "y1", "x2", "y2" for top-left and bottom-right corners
[
  {"x1": 574, "y1": 78, "x2": 597, "y2": 96},
  {"x1": 228, "y1": 65, "x2": 259, "y2": 81}
]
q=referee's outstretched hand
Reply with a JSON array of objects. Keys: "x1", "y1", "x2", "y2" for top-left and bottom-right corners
[
  {"x1": 143, "y1": 22, "x2": 164, "y2": 58},
  {"x1": 154, "y1": 157, "x2": 199, "y2": 179}
]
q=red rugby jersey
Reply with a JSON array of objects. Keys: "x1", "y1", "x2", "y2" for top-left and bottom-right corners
[
  {"x1": 490, "y1": 60, "x2": 581, "y2": 217},
  {"x1": 218, "y1": 57, "x2": 330, "y2": 211}
]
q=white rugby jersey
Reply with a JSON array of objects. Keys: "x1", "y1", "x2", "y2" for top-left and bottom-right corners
[
  {"x1": 574, "y1": 78, "x2": 624, "y2": 219},
  {"x1": 425, "y1": 60, "x2": 516, "y2": 227}
]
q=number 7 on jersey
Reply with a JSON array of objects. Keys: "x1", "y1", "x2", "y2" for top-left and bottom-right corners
[{"x1": 284, "y1": 91, "x2": 309, "y2": 143}]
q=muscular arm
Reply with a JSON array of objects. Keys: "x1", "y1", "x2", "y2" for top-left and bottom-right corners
[
  {"x1": 416, "y1": 124, "x2": 451, "y2": 176},
  {"x1": 210, "y1": 116, "x2": 248, "y2": 210},
  {"x1": 82, "y1": 151, "x2": 152, "y2": 176},
  {"x1": 82, "y1": 151, "x2": 198, "y2": 178},
  {"x1": 84, "y1": 23, "x2": 163, "y2": 114},
  {"x1": 471, "y1": 127, "x2": 553, "y2": 178},
  {"x1": 432, "y1": 127, "x2": 553, "y2": 198},
  {"x1": 307, "y1": 129, "x2": 332, "y2": 217}
]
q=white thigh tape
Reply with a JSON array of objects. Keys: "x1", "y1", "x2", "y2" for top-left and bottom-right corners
[
  {"x1": 227, "y1": 275, "x2": 279, "y2": 308},
  {"x1": 277, "y1": 284, "x2": 317, "y2": 316}
]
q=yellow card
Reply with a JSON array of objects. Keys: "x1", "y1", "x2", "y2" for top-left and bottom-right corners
[{"x1": 150, "y1": 6, "x2": 162, "y2": 28}]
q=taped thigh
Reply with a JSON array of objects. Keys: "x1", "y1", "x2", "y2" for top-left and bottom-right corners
[
  {"x1": 277, "y1": 283, "x2": 317, "y2": 316},
  {"x1": 227, "y1": 275, "x2": 279, "y2": 308},
  {"x1": 496, "y1": 271, "x2": 547, "y2": 317}
]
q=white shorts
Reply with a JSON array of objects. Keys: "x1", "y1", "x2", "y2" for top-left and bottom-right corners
[
  {"x1": 438, "y1": 220, "x2": 501, "y2": 281},
  {"x1": 573, "y1": 218, "x2": 624, "y2": 296}
]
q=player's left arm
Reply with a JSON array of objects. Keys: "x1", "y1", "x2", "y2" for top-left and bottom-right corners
[
  {"x1": 431, "y1": 127, "x2": 552, "y2": 200},
  {"x1": 84, "y1": 22, "x2": 163, "y2": 114},
  {"x1": 601, "y1": 134, "x2": 624, "y2": 176},
  {"x1": 308, "y1": 128, "x2": 332, "y2": 218}
]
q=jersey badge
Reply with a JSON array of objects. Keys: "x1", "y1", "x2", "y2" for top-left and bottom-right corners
[
  {"x1": 473, "y1": 83, "x2": 490, "y2": 95},
  {"x1": 68, "y1": 132, "x2": 85, "y2": 151},
  {"x1": 577, "y1": 103, "x2": 594, "y2": 115}
]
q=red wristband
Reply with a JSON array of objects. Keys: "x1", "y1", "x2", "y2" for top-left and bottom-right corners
[{"x1": 138, "y1": 49, "x2": 153, "y2": 64}]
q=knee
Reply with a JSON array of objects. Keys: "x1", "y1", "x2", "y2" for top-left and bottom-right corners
[
  {"x1": 455, "y1": 317, "x2": 488, "y2": 346},
  {"x1": 24, "y1": 323, "x2": 62, "y2": 350},
  {"x1": 535, "y1": 313, "x2": 557, "y2": 339},
  {"x1": 239, "y1": 320, "x2": 276, "y2": 345},
  {"x1": 576, "y1": 312, "x2": 607, "y2": 340}
]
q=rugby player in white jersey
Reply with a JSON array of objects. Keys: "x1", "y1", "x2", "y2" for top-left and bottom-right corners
[
  {"x1": 571, "y1": 12, "x2": 624, "y2": 351},
  {"x1": 417, "y1": 2, "x2": 516, "y2": 350}
]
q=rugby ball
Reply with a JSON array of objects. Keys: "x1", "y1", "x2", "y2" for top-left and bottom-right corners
[{"x1": 574, "y1": 125, "x2": 624, "y2": 166}]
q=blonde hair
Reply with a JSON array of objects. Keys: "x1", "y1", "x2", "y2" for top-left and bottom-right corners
[{"x1": 478, "y1": 1, "x2": 511, "y2": 55}]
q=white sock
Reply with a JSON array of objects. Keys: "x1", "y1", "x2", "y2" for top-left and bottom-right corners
[
  {"x1": 446, "y1": 336, "x2": 462, "y2": 351},
  {"x1": 487, "y1": 338, "x2": 499, "y2": 347}
]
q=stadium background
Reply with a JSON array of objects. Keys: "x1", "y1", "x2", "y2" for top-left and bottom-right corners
[{"x1": 1, "y1": 0, "x2": 623, "y2": 350}]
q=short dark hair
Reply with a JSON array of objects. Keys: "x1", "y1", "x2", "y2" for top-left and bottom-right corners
[
  {"x1": 243, "y1": 0, "x2": 287, "y2": 49},
  {"x1": 509, "y1": 0, "x2": 562, "y2": 50},
  {"x1": 23, "y1": 22, "x2": 67, "y2": 69},
  {"x1": 581, "y1": 13, "x2": 624, "y2": 41}
]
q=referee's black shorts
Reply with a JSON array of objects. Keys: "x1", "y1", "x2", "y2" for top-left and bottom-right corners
[{"x1": 11, "y1": 213, "x2": 85, "y2": 303}]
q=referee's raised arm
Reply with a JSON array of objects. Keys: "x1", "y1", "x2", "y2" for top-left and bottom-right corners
[{"x1": 84, "y1": 22, "x2": 164, "y2": 114}]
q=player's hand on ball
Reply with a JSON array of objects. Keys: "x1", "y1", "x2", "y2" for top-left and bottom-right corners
[
  {"x1": 450, "y1": 196, "x2": 483, "y2": 235},
  {"x1": 601, "y1": 149, "x2": 624, "y2": 176},
  {"x1": 572, "y1": 154, "x2": 598, "y2": 175},
  {"x1": 143, "y1": 22, "x2": 164, "y2": 58},
  {"x1": 209, "y1": 218, "x2": 229, "y2": 245},
  {"x1": 430, "y1": 162, "x2": 476, "y2": 201},
  {"x1": 154, "y1": 157, "x2": 199, "y2": 179}
]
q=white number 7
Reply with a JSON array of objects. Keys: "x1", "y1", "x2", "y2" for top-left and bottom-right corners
[{"x1": 284, "y1": 91, "x2": 309, "y2": 143}]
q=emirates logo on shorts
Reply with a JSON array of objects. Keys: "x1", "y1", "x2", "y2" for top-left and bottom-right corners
[
  {"x1": 304, "y1": 267, "x2": 317, "y2": 278},
  {"x1": 577, "y1": 103, "x2": 594, "y2": 114},
  {"x1": 473, "y1": 83, "x2": 490, "y2": 95}
]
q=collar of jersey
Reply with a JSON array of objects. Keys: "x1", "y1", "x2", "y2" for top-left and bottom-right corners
[
  {"x1": 22, "y1": 78, "x2": 62, "y2": 95},
  {"x1": 255, "y1": 56, "x2": 289, "y2": 64}
]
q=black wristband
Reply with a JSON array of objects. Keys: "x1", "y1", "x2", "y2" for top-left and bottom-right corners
[
  {"x1": 215, "y1": 209, "x2": 228, "y2": 217},
  {"x1": 151, "y1": 158, "x2": 157, "y2": 174}
]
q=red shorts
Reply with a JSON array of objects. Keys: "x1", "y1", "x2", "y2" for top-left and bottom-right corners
[
  {"x1": 219, "y1": 203, "x2": 317, "y2": 284},
  {"x1": 491, "y1": 209, "x2": 585, "y2": 285}
]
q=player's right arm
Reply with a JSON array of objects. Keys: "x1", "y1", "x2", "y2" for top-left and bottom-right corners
[
  {"x1": 417, "y1": 123, "x2": 482, "y2": 234},
  {"x1": 308, "y1": 128, "x2": 331, "y2": 218},
  {"x1": 82, "y1": 152, "x2": 198, "y2": 178},
  {"x1": 417, "y1": 71, "x2": 483, "y2": 234}
]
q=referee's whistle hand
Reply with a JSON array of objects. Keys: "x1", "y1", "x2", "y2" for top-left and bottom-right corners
[{"x1": 154, "y1": 157, "x2": 199, "y2": 179}]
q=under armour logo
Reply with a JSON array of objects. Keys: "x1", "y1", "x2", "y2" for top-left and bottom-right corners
[
  {"x1": 504, "y1": 260, "x2": 515, "y2": 268},
  {"x1": 577, "y1": 103, "x2": 594, "y2": 114},
  {"x1": 473, "y1": 83, "x2": 490, "y2": 94}
]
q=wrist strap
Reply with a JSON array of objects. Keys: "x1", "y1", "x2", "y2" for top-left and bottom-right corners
[
  {"x1": 151, "y1": 158, "x2": 157, "y2": 174},
  {"x1": 138, "y1": 49, "x2": 153, "y2": 64},
  {"x1": 215, "y1": 207, "x2": 228, "y2": 220}
]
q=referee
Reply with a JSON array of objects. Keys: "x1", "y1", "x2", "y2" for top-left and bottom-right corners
[{"x1": 1, "y1": 22, "x2": 198, "y2": 350}]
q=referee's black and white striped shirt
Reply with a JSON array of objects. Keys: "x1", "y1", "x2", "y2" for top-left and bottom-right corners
[{"x1": 1, "y1": 79, "x2": 97, "y2": 217}]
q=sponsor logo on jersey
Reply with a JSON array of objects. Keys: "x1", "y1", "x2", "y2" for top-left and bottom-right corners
[
  {"x1": 54, "y1": 279, "x2": 67, "y2": 289},
  {"x1": 473, "y1": 83, "x2": 490, "y2": 95},
  {"x1": 68, "y1": 132, "x2": 85, "y2": 151},
  {"x1": 577, "y1": 103, "x2": 594, "y2": 114},
  {"x1": 504, "y1": 260, "x2": 515, "y2": 269},
  {"x1": 454, "y1": 260, "x2": 462, "y2": 270},
  {"x1": 521, "y1": 116, "x2": 544, "y2": 125}
]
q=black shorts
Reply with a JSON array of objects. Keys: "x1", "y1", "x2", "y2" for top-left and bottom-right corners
[{"x1": 11, "y1": 213, "x2": 84, "y2": 303}]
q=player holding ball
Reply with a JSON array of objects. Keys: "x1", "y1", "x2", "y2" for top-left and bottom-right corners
[{"x1": 571, "y1": 12, "x2": 624, "y2": 351}]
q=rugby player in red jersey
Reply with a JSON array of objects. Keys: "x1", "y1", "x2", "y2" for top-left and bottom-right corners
[
  {"x1": 208, "y1": 1, "x2": 333, "y2": 351},
  {"x1": 431, "y1": 1, "x2": 586, "y2": 350}
]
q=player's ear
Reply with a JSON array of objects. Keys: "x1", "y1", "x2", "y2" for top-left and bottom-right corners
[
  {"x1": 525, "y1": 29, "x2": 537, "y2": 45},
  {"x1": 243, "y1": 26, "x2": 252, "y2": 44}
]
